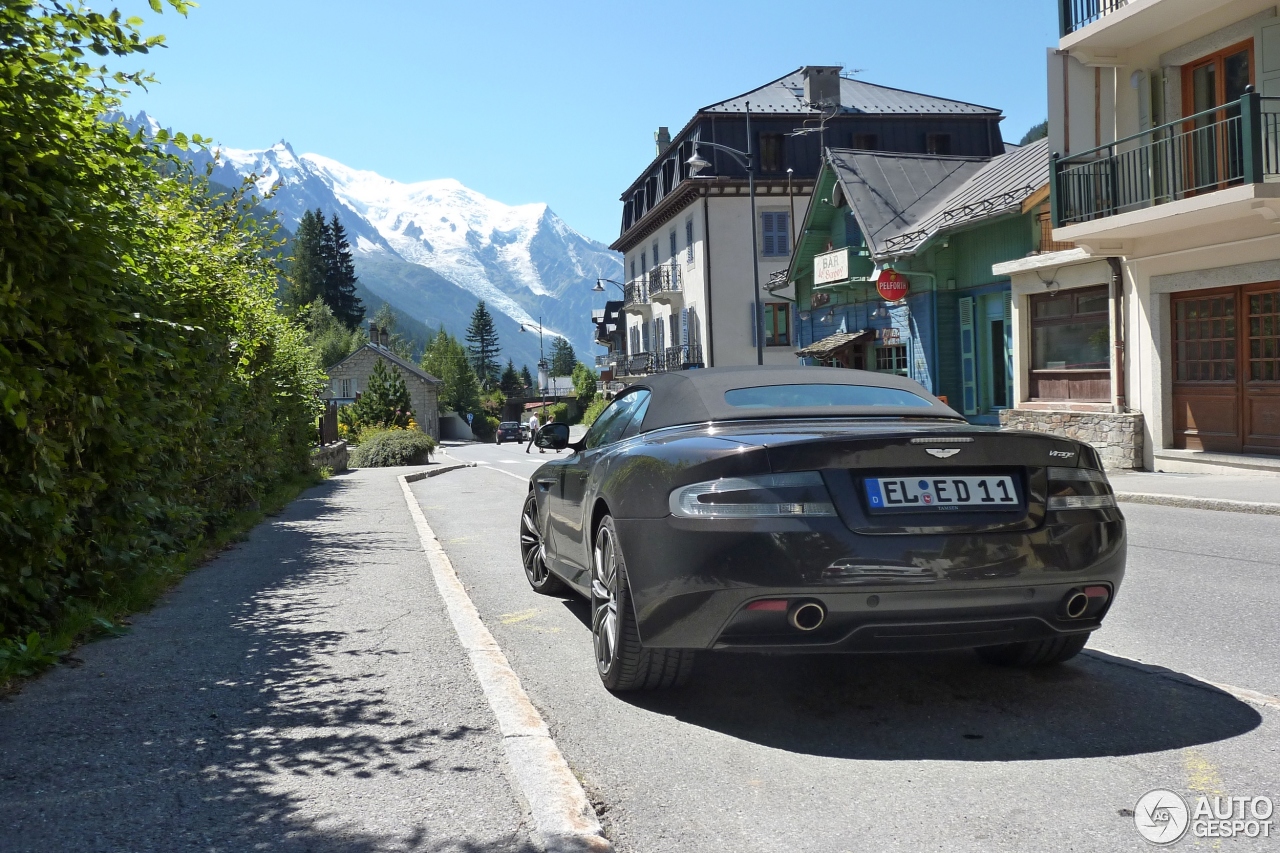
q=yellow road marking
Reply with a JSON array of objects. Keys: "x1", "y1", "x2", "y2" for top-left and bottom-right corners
[
  {"x1": 1183, "y1": 748, "x2": 1225, "y2": 796},
  {"x1": 499, "y1": 608, "x2": 541, "y2": 625}
]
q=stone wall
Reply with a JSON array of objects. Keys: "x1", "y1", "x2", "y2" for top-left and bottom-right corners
[
  {"x1": 324, "y1": 346, "x2": 440, "y2": 440},
  {"x1": 999, "y1": 409, "x2": 1145, "y2": 470},
  {"x1": 310, "y1": 441, "x2": 349, "y2": 473}
]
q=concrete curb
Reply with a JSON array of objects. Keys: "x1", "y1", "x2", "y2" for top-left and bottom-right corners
[
  {"x1": 403, "y1": 461, "x2": 476, "y2": 482},
  {"x1": 1115, "y1": 491, "x2": 1280, "y2": 516},
  {"x1": 398, "y1": 475, "x2": 612, "y2": 853},
  {"x1": 1086, "y1": 648, "x2": 1280, "y2": 712}
]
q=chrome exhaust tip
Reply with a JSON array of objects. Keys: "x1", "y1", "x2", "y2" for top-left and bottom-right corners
[
  {"x1": 789, "y1": 601, "x2": 826, "y2": 632},
  {"x1": 1063, "y1": 591, "x2": 1090, "y2": 619}
]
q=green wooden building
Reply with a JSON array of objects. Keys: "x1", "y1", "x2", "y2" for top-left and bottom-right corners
[{"x1": 780, "y1": 139, "x2": 1054, "y2": 422}]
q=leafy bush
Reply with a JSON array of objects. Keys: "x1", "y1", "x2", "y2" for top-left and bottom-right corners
[
  {"x1": 471, "y1": 414, "x2": 500, "y2": 442},
  {"x1": 348, "y1": 429, "x2": 437, "y2": 467},
  {"x1": 581, "y1": 396, "x2": 610, "y2": 427},
  {"x1": 0, "y1": 2, "x2": 323, "y2": 648}
]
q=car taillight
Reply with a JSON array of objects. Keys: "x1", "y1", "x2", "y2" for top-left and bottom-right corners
[
  {"x1": 669, "y1": 472, "x2": 837, "y2": 519},
  {"x1": 1045, "y1": 466, "x2": 1117, "y2": 510}
]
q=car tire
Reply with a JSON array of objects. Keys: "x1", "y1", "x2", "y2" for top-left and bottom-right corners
[
  {"x1": 974, "y1": 633, "x2": 1090, "y2": 667},
  {"x1": 519, "y1": 492, "x2": 567, "y2": 595},
  {"x1": 591, "y1": 515, "x2": 695, "y2": 692}
]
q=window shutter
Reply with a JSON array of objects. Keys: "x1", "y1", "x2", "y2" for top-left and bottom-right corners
[
  {"x1": 777, "y1": 212, "x2": 790, "y2": 255},
  {"x1": 761, "y1": 213, "x2": 775, "y2": 256},
  {"x1": 1003, "y1": 290, "x2": 1014, "y2": 408},
  {"x1": 750, "y1": 301, "x2": 758, "y2": 347},
  {"x1": 1261, "y1": 23, "x2": 1280, "y2": 96},
  {"x1": 686, "y1": 219, "x2": 694, "y2": 262},
  {"x1": 959, "y1": 296, "x2": 978, "y2": 416},
  {"x1": 681, "y1": 308, "x2": 689, "y2": 345}
]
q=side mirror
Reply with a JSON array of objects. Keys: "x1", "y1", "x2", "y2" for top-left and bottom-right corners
[{"x1": 535, "y1": 422, "x2": 570, "y2": 450}]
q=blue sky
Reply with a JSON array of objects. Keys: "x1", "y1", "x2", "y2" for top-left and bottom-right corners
[{"x1": 110, "y1": 0, "x2": 1058, "y2": 245}]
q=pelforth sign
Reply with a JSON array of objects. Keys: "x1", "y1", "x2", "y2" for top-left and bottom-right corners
[
  {"x1": 876, "y1": 269, "x2": 910, "y2": 302},
  {"x1": 813, "y1": 247, "x2": 849, "y2": 285}
]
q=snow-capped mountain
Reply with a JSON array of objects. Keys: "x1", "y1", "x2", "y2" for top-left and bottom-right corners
[{"x1": 136, "y1": 112, "x2": 621, "y2": 363}]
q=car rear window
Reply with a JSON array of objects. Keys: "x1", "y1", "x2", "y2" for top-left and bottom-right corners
[
  {"x1": 500, "y1": 422, "x2": 519, "y2": 428},
  {"x1": 724, "y1": 384, "x2": 931, "y2": 409}
]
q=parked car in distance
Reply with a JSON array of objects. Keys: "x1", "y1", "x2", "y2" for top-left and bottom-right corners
[
  {"x1": 496, "y1": 421, "x2": 522, "y2": 444},
  {"x1": 521, "y1": 366, "x2": 1125, "y2": 692},
  {"x1": 520, "y1": 423, "x2": 531, "y2": 441}
]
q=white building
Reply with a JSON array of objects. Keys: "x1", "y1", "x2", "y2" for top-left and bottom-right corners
[{"x1": 997, "y1": 0, "x2": 1280, "y2": 473}]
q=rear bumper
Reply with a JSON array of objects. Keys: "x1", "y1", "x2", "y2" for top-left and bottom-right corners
[{"x1": 612, "y1": 513, "x2": 1125, "y2": 650}]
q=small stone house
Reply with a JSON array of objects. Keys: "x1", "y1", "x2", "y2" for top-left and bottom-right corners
[{"x1": 324, "y1": 324, "x2": 442, "y2": 440}]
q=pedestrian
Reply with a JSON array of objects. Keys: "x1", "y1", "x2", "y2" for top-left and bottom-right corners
[{"x1": 526, "y1": 412, "x2": 542, "y2": 453}]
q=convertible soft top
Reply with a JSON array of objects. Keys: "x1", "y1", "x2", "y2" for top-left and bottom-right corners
[{"x1": 629, "y1": 366, "x2": 964, "y2": 432}]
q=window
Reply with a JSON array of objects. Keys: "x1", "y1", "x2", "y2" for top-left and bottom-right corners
[
  {"x1": 926, "y1": 133, "x2": 952, "y2": 155},
  {"x1": 853, "y1": 133, "x2": 879, "y2": 150},
  {"x1": 341, "y1": 377, "x2": 353, "y2": 397},
  {"x1": 1032, "y1": 287, "x2": 1109, "y2": 370},
  {"x1": 875, "y1": 345, "x2": 909, "y2": 375},
  {"x1": 630, "y1": 258, "x2": 636, "y2": 280},
  {"x1": 584, "y1": 390, "x2": 650, "y2": 449},
  {"x1": 640, "y1": 251, "x2": 646, "y2": 272},
  {"x1": 1029, "y1": 285, "x2": 1111, "y2": 402},
  {"x1": 759, "y1": 133, "x2": 785, "y2": 172},
  {"x1": 669, "y1": 230, "x2": 677, "y2": 261},
  {"x1": 764, "y1": 303, "x2": 791, "y2": 347},
  {"x1": 761, "y1": 211, "x2": 790, "y2": 257},
  {"x1": 686, "y1": 218, "x2": 695, "y2": 263},
  {"x1": 724, "y1": 384, "x2": 931, "y2": 409},
  {"x1": 652, "y1": 241, "x2": 659, "y2": 269}
]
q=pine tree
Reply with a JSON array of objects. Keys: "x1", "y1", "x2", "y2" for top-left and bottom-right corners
[
  {"x1": 520, "y1": 364, "x2": 534, "y2": 391},
  {"x1": 287, "y1": 210, "x2": 328, "y2": 310},
  {"x1": 422, "y1": 328, "x2": 481, "y2": 415},
  {"x1": 465, "y1": 301, "x2": 501, "y2": 388},
  {"x1": 572, "y1": 362, "x2": 597, "y2": 408},
  {"x1": 500, "y1": 359, "x2": 524, "y2": 396},
  {"x1": 549, "y1": 336, "x2": 577, "y2": 376},
  {"x1": 352, "y1": 359, "x2": 414, "y2": 429},
  {"x1": 325, "y1": 214, "x2": 364, "y2": 329}
]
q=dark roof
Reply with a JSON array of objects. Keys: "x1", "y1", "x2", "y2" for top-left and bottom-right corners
[
  {"x1": 630, "y1": 366, "x2": 962, "y2": 432},
  {"x1": 702, "y1": 70, "x2": 1002, "y2": 116},
  {"x1": 829, "y1": 138, "x2": 1050, "y2": 259},
  {"x1": 327, "y1": 343, "x2": 443, "y2": 385},
  {"x1": 794, "y1": 330, "x2": 874, "y2": 359}
]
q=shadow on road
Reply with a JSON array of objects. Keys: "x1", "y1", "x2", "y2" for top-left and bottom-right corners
[
  {"x1": 0, "y1": 472, "x2": 536, "y2": 853},
  {"x1": 616, "y1": 644, "x2": 1261, "y2": 762}
]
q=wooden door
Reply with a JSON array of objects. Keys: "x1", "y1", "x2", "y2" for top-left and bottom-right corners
[
  {"x1": 1182, "y1": 41, "x2": 1253, "y2": 193},
  {"x1": 1244, "y1": 283, "x2": 1280, "y2": 452},
  {"x1": 1172, "y1": 288, "x2": 1240, "y2": 451},
  {"x1": 1172, "y1": 283, "x2": 1280, "y2": 454}
]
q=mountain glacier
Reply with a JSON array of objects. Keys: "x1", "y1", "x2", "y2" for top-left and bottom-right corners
[{"x1": 141, "y1": 112, "x2": 621, "y2": 365}]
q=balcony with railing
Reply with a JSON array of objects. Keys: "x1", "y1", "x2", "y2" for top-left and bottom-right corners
[
  {"x1": 648, "y1": 263, "x2": 683, "y2": 303},
  {"x1": 653, "y1": 343, "x2": 704, "y2": 372},
  {"x1": 1052, "y1": 92, "x2": 1280, "y2": 238},
  {"x1": 1059, "y1": 0, "x2": 1127, "y2": 37},
  {"x1": 622, "y1": 278, "x2": 650, "y2": 315}
]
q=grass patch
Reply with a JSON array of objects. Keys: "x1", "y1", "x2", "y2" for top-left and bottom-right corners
[{"x1": 0, "y1": 469, "x2": 325, "y2": 694}]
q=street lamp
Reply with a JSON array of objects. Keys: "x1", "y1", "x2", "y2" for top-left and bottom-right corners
[
  {"x1": 519, "y1": 317, "x2": 549, "y2": 421},
  {"x1": 593, "y1": 277, "x2": 624, "y2": 293},
  {"x1": 686, "y1": 101, "x2": 764, "y2": 366}
]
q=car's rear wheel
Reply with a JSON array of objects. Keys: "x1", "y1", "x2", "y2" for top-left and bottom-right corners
[
  {"x1": 591, "y1": 515, "x2": 694, "y2": 691},
  {"x1": 520, "y1": 492, "x2": 566, "y2": 595},
  {"x1": 974, "y1": 633, "x2": 1089, "y2": 667}
]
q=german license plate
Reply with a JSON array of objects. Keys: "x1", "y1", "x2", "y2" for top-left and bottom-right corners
[{"x1": 864, "y1": 475, "x2": 1020, "y2": 513}]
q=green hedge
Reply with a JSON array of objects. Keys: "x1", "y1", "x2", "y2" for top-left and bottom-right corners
[
  {"x1": 0, "y1": 2, "x2": 323, "y2": 649},
  {"x1": 348, "y1": 429, "x2": 436, "y2": 467}
]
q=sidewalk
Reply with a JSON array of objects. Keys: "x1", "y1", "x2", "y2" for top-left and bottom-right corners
[
  {"x1": 0, "y1": 465, "x2": 535, "y2": 853},
  {"x1": 1108, "y1": 471, "x2": 1280, "y2": 514}
]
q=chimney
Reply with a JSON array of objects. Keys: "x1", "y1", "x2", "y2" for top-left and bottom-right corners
[
  {"x1": 379, "y1": 326, "x2": 390, "y2": 347},
  {"x1": 368, "y1": 320, "x2": 379, "y2": 346},
  {"x1": 802, "y1": 66, "x2": 843, "y2": 109},
  {"x1": 655, "y1": 126, "x2": 672, "y2": 156}
]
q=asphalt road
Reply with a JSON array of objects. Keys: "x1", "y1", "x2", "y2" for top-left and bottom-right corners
[{"x1": 430, "y1": 440, "x2": 1280, "y2": 852}]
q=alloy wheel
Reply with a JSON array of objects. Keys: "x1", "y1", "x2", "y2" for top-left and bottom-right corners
[
  {"x1": 520, "y1": 496, "x2": 549, "y2": 587},
  {"x1": 591, "y1": 524, "x2": 620, "y2": 675}
]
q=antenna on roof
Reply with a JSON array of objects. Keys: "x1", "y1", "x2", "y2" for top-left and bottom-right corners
[{"x1": 839, "y1": 68, "x2": 865, "y2": 79}]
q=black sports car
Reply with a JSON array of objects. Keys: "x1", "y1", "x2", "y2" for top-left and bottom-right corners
[{"x1": 521, "y1": 366, "x2": 1125, "y2": 692}]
